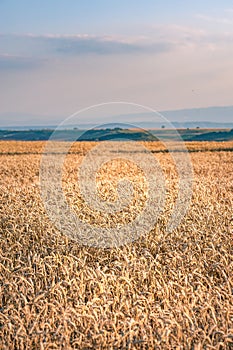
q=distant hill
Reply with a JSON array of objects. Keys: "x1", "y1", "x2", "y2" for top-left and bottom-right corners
[
  {"x1": 189, "y1": 128, "x2": 233, "y2": 141},
  {"x1": 0, "y1": 129, "x2": 81, "y2": 141},
  {"x1": 78, "y1": 128, "x2": 156, "y2": 141},
  {"x1": 0, "y1": 128, "x2": 233, "y2": 142}
]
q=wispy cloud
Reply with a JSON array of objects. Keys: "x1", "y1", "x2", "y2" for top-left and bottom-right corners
[
  {"x1": 0, "y1": 54, "x2": 44, "y2": 70},
  {"x1": 224, "y1": 8, "x2": 233, "y2": 14},
  {"x1": 196, "y1": 14, "x2": 233, "y2": 24},
  {"x1": 6, "y1": 33, "x2": 174, "y2": 56},
  {"x1": 1, "y1": 25, "x2": 233, "y2": 73},
  {"x1": 151, "y1": 23, "x2": 233, "y2": 50}
]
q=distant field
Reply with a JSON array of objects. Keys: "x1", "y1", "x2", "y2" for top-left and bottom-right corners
[
  {"x1": 0, "y1": 141, "x2": 232, "y2": 349},
  {"x1": 0, "y1": 140, "x2": 233, "y2": 154}
]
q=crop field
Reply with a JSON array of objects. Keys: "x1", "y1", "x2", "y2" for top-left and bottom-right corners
[{"x1": 0, "y1": 141, "x2": 233, "y2": 349}]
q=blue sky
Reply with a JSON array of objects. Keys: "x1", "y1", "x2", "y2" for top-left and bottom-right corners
[
  {"x1": 1, "y1": 1, "x2": 232, "y2": 33},
  {"x1": 1, "y1": 0, "x2": 233, "y2": 125}
]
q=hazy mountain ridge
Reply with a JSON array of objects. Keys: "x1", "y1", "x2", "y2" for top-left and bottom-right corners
[{"x1": 0, "y1": 105, "x2": 233, "y2": 129}]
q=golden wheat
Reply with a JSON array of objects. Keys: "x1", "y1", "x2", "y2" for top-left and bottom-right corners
[{"x1": 0, "y1": 141, "x2": 232, "y2": 349}]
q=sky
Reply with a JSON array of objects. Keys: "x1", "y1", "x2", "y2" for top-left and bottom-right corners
[{"x1": 0, "y1": 0, "x2": 233, "y2": 125}]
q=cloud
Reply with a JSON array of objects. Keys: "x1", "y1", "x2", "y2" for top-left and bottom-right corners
[
  {"x1": 9, "y1": 33, "x2": 174, "y2": 56},
  {"x1": 1, "y1": 25, "x2": 233, "y2": 70},
  {"x1": 150, "y1": 24, "x2": 233, "y2": 52},
  {"x1": 196, "y1": 14, "x2": 233, "y2": 24},
  {"x1": 54, "y1": 37, "x2": 172, "y2": 55},
  {"x1": 0, "y1": 33, "x2": 174, "y2": 72},
  {"x1": 224, "y1": 8, "x2": 233, "y2": 13},
  {"x1": 0, "y1": 54, "x2": 44, "y2": 71}
]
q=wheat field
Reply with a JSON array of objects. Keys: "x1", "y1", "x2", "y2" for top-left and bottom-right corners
[{"x1": 0, "y1": 141, "x2": 233, "y2": 349}]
